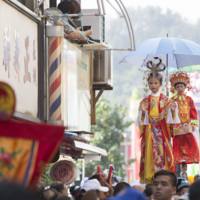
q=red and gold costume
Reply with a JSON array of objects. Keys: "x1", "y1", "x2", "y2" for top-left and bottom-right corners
[
  {"x1": 168, "y1": 72, "x2": 200, "y2": 164},
  {"x1": 138, "y1": 93, "x2": 174, "y2": 183}
]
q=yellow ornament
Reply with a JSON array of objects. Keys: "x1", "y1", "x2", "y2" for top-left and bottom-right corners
[{"x1": 0, "y1": 82, "x2": 16, "y2": 121}]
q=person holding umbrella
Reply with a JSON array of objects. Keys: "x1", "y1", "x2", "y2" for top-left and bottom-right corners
[
  {"x1": 138, "y1": 58, "x2": 174, "y2": 183},
  {"x1": 168, "y1": 71, "x2": 200, "y2": 177}
]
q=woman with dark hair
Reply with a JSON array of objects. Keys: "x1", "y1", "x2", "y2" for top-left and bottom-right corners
[
  {"x1": 113, "y1": 182, "x2": 130, "y2": 196},
  {"x1": 57, "y1": 0, "x2": 80, "y2": 15}
]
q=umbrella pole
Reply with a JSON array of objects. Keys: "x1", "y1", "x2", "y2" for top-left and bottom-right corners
[
  {"x1": 166, "y1": 33, "x2": 169, "y2": 96},
  {"x1": 166, "y1": 54, "x2": 169, "y2": 96}
]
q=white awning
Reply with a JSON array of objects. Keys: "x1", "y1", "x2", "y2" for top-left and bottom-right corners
[{"x1": 74, "y1": 140, "x2": 107, "y2": 156}]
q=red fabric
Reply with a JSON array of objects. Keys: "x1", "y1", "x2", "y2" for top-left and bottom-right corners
[
  {"x1": 188, "y1": 96, "x2": 198, "y2": 120},
  {"x1": 139, "y1": 94, "x2": 174, "y2": 182},
  {"x1": 173, "y1": 133, "x2": 199, "y2": 164},
  {"x1": 0, "y1": 118, "x2": 64, "y2": 186}
]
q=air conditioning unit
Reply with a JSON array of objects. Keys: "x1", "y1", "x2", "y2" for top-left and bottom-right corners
[
  {"x1": 93, "y1": 50, "x2": 112, "y2": 90},
  {"x1": 81, "y1": 9, "x2": 105, "y2": 42}
]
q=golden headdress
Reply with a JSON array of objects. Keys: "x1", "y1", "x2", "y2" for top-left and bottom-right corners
[{"x1": 170, "y1": 71, "x2": 191, "y2": 92}]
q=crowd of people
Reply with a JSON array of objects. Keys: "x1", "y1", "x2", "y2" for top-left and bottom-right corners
[{"x1": 0, "y1": 169, "x2": 199, "y2": 200}]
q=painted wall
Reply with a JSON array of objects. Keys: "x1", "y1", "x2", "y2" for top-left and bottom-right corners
[{"x1": 0, "y1": 1, "x2": 38, "y2": 117}]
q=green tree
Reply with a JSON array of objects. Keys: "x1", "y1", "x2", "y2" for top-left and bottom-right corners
[{"x1": 85, "y1": 99, "x2": 132, "y2": 178}]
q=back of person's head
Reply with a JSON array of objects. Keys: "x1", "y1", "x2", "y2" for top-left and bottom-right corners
[
  {"x1": 43, "y1": 182, "x2": 68, "y2": 200},
  {"x1": 176, "y1": 177, "x2": 189, "y2": 194},
  {"x1": 144, "y1": 184, "x2": 153, "y2": 198},
  {"x1": 0, "y1": 181, "x2": 43, "y2": 200},
  {"x1": 154, "y1": 170, "x2": 177, "y2": 187},
  {"x1": 57, "y1": 0, "x2": 80, "y2": 14},
  {"x1": 82, "y1": 190, "x2": 99, "y2": 200},
  {"x1": 193, "y1": 174, "x2": 200, "y2": 182},
  {"x1": 50, "y1": 182, "x2": 65, "y2": 193},
  {"x1": 89, "y1": 174, "x2": 102, "y2": 181},
  {"x1": 113, "y1": 182, "x2": 130, "y2": 196},
  {"x1": 189, "y1": 180, "x2": 200, "y2": 200},
  {"x1": 70, "y1": 185, "x2": 81, "y2": 200}
]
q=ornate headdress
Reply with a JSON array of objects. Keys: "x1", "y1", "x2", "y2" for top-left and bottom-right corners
[
  {"x1": 170, "y1": 71, "x2": 191, "y2": 92},
  {"x1": 146, "y1": 57, "x2": 166, "y2": 75},
  {"x1": 141, "y1": 57, "x2": 166, "y2": 95}
]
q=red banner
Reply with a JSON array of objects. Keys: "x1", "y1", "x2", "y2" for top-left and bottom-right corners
[{"x1": 0, "y1": 118, "x2": 64, "y2": 187}]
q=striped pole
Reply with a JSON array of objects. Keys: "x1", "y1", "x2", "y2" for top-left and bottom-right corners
[{"x1": 47, "y1": 26, "x2": 64, "y2": 121}]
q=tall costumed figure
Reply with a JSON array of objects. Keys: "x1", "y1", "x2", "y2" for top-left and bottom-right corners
[
  {"x1": 168, "y1": 71, "x2": 200, "y2": 178},
  {"x1": 138, "y1": 58, "x2": 174, "y2": 183}
]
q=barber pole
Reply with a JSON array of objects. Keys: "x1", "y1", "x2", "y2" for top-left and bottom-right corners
[{"x1": 47, "y1": 25, "x2": 64, "y2": 121}]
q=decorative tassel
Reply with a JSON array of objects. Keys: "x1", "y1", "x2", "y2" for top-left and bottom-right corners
[
  {"x1": 167, "y1": 108, "x2": 174, "y2": 124},
  {"x1": 173, "y1": 103, "x2": 181, "y2": 124}
]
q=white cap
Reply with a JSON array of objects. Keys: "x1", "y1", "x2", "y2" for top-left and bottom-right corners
[
  {"x1": 81, "y1": 179, "x2": 109, "y2": 192},
  {"x1": 80, "y1": 177, "x2": 89, "y2": 187}
]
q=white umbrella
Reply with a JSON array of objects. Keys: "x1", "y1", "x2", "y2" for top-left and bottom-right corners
[{"x1": 121, "y1": 37, "x2": 200, "y2": 69}]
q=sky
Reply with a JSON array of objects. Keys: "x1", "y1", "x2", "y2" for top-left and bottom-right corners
[{"x1": 81, "y1": 0, "x2": 200, "y2": 24}]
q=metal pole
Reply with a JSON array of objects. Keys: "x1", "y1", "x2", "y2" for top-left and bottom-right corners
[
  {"x1": 166, "y1": 33, "x2": 169, "y2": 96},
  {"x1": 82, "y1": 159, "x2": 85, "y2": 180},
  {"x1": 115, "y1": 0, "x2": 135, "y2": 50},
  {"x1": 105, "y1": 0, "x2": 122, "y2": 16},
  {"x1": 166, "y1": 53, "x2": 169, "y2": 96},
  {"x1": 100, "y1": 0, "x2": 106, "y2": 15},
  {"x1": 97, "y1": 0, "x2": 102, "y2": 15}
]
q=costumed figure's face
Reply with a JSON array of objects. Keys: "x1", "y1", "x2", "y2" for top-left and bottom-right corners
[
  {"x1": 153, "y1": 175, "x2": 176, "y2": 200},
  {"x1": 175, "y1": 83, "x2": 186, "y2": 95},
  {"x1": 148, "y1": 78, "x2": 161, "y2": 94}
]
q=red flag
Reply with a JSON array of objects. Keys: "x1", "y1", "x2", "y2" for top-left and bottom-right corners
[{"x1": 0, "y1": 118, "x2": 64, "y2": 187}]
